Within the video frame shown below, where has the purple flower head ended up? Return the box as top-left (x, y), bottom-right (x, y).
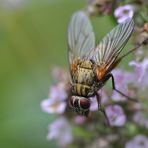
top-left (112, 69), bottom-right (134, 101)
top-left (99, 89), bottom-right (109, 105)
top-left (133, 112), bottom-right (148, 128)
top-left (47, 117), bottom-right (73, 146)
top-left (114, 5), bottom-right (134, 23)
top-left (125, 135), bottom-right (148, 148)
top-left (129, 59), bottom-right (148, 89)
top-left (90, 96), bottom-right (98, 111)
top-left (41, 98), bottom-right (66, 114)
top-left (74, 115), bottom-right (87, 125)
top-left (48, 83), bottom-right (67, 101)
top-left (105, 105), bottom-right (126, 126)
top-left (41, 83), bottom-right (67, 114)
top-left (90, 89), bottom-right (109, 111)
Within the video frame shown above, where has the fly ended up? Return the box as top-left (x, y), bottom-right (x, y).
top-left (67, 11), bottom-right (147, 119)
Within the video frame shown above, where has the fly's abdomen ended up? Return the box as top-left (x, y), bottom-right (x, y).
top-left (75, 60), bottom-right (95, 85)
top-left (72, 83), bottom-right (94, 97)
top-left (72, 60), bottom-right (95, 97)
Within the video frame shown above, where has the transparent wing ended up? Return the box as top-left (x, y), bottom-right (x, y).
top-left (92, 19), bottom-right (134, 69)
top-left (68, 11), bottom-right (95, 64)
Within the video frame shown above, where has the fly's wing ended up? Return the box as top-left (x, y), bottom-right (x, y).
top-left (68, 11), bottom-right (95, 75)
top-left (92, 19), bottom-right (134, 80)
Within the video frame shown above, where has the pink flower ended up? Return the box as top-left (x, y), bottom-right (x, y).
top-left (105, 105), bottom-right (126, 126)
top-left (48, 83), bottom-right (67, 101)
top-left (133, 112), bottom-right (148, 128)
top-left (74, 115), bottom-right (86, 125)
top-left (125, 135), bottom-right (148, 148)
top-left (112, 69), bottom-right (134, 101)
top-left (41, 83), bottom-right (67, 114)
top-left (90, 96), bottom-right (98, 111)
top-left (129, 59), bottom-right (148, 89)
top-left (114, 5), bottom-right (134, 23)
top-left (90, 89), bottom-right (109, 111)
top-left (47, 117), bottom-right (73, 146)
top-left (99, 89), bottom-right (109, 105)
top-left (41, 98), bottom-right (66, 114)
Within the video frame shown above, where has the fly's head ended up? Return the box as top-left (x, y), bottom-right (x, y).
top-left (69, 96), bottom-right (90, 117)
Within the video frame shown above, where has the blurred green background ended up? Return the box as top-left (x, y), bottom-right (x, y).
top-left (0, 0), bottom-right (125, 148)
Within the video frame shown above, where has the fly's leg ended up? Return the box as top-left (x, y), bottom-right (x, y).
top-left (106, 73), bottom-right (138, 102)
top-left (96, 93), bottom-right (110, 126)
top-left (103, 39), bottom-right (148, 101)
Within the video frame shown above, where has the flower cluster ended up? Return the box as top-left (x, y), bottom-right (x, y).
top-left (41, 0), bottom-right (148, 147)
top-left (114, 5), bottom-right (134, 23)
top-left (47, 117), bottom-right (73, 146)
top-left (125, 135), bottom-right (148, 148)
top-left (41, 83), bottom-right (67, 114)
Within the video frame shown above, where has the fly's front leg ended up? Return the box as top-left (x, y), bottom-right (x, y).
top-left (107, 73), bottom-right (138, 102)
top-left (96, 93), bottom-right (110, 126)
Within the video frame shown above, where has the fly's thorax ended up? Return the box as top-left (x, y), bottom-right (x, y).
top-left (79, 60), bottom-right (94, 69)
top-left (69, 95), bottom-right (90, 116)
top-left (73, 60), bottom-right (95, 85)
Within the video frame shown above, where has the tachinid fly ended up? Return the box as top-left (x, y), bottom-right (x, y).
top-left (68, 11), bottom-right (138, 117)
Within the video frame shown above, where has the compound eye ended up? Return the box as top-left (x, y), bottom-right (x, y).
top-left (80, 98), bottom-right (90, 109)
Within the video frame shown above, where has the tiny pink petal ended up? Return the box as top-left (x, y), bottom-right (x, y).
top-left (125, 135), bottom-right (148, 148)
top-left (114, 5), bottom-right (134, 23)
top-left (133, 112), bottom-right (148, 128)
top-left (74, 115), bottom-right (86, 125)
top-left (105, 105), bottom-right (126, 126)
top-left (90, 96), bottom-right (98, 111)
top-left (41, 98), bottom-right (66, 114)
top-left (129, 59), bottom-right (148, 89)
top-left (112, 91), bottom-right (126, 102)
top-left (90, 89), bottom-right (109, 111)
top-left (49, 83), bottom-right (67, 101)
top-left (47, 117), bottom-right (73, 146)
